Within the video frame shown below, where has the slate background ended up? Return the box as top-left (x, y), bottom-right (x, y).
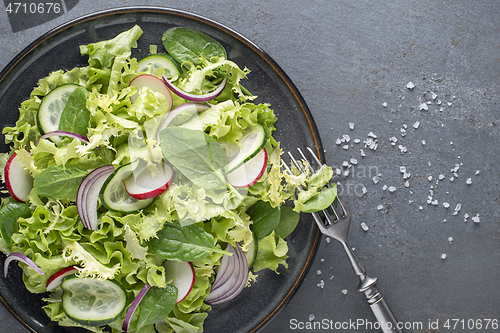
top-left (1, 1), bottom-right (499, 332)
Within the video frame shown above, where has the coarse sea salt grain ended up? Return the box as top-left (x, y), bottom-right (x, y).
top-left (472, 214), bottom-right (480, 223)
top-left (383, 102), bottom-right (387, 107)
top-left (441, 253), bottom-right (447, 260)
top-left (382, 185), bottom-right (388, 191)
top-left (342, 289), bottom-right (348, 295)
top-left (350, 158), bottom-right (358, 165)
top-left (400, 166), bottom-right (406, 173)
top-left (413, 121), bottom-right (420, 129)
top-left (448, 237), bottom-right (453, 244)
top-left (388, 186), bottom-right (397, 192)
top-left (361, 222), bottom-right (369, 231)
top-left (373, 176), bottom-right (380, 184)
top-left (349, 122), bottom-right (355, 130)
top-left (419, 103), bottom-right (429, 111)
top-left (309, 314), bottom-right (315, 321)
top-left (336, 138), bottom-right (342, 145)
top-left (317, 280), bottom-right (325, 288)
top-left (406, 81), bottom-right (415, 90)
top-left (466, 178), bottom-right (472, 184)
top-left (443, 202), bottom-right (450, 208)
top-left (377, 204), bottom-right (384, 211)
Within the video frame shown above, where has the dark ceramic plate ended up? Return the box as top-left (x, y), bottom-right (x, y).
top-left (0, 7), bottom-right (323, 333)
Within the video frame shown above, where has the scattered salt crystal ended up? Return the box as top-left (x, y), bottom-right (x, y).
top-left (390, 136), bottom-right (398, 143)
top-left (377, 204), bottom-right (384, 211)
top-left (472, 214), bottom-right (480, 223)
top-left (382, 102), bottom-right (387, 107)
top-left (360, 149), bottom-right (366, 157)
top-left (336, 168), bottom-right (342, 175)
top-left (317, 270), bottom-right (322, 275)
top-left (431, 199), bottom-right (439, 206)
top-left (475, 170), bottom-right (480, 175)
top-left (403, 123), bottom-right (408, 129)
top-left (362, 186), bottom-right (367, 194)
top-left (309, 314), bottom-right (315, 321)
top-left (464, 213), bottom-right (470, 222)
top-left (388, 186), bottom-right (397, 192)
top-left (466, 178), bottom-right (472, 185)
top-left (432, 92), bottom-right (438, 100)
top-left (403, 172), bottom-right (411, 179)
top-left (450, 177), bottom-right (455, 182)
top-left (326, 237), bottom-right (331, 243)
top-left (382, 185), bottom-right (388, 191)
top-left (350, 158), bottom-right (358, 165)
top-left (406, 81), bottom-right (415, 90)
top-left (343, 170), bottom-right (350, 177)
top-left (439, 174), bottom-right (445, 180)
top-left (361, 222), bottom-right (369, 231)
top-left (404, 181), bottom-right (410, 187)
top-left (422, 140), bottom-right (426, 145)
top-left (419, 206), bottom-right (424, 210)
top-left (400, 166), bottom-right (407, 173)
top-left (448, 237), bottom-right (453, 244)
top-left (343, 134), bottom-right (351, 142)
top-left (335, 138), bottom-right (342, 145)
top-left (349, 122), bottom-right (355, 130)
top-left (342, 289), bottom-right (348, 295)
top-left (317, 280), bottom-right (325, 288)
top-left (398, 145), bottom-right (408, 153)
top-left (441, 253), bottom-right (447, 260)
top-left (454, 204), bottom-right (462, 212)
top-left (342, 161), bottom-right (349, 167)
top-left (419, 103), bottom-right (429, 111)
top-left (353, 138), bottom-right (361, 144)
top-left (428, 176), bottom-right (433, 181)
top-left (368, 131), bottom-right (377, 139)
top-left (373, 176), bottom-right (380, 184)
top-left (448, 102), bottom-right (452, 106)
top-left (443, 202), bottom-right (450, 208)
top-left (413, 121), bottom-right (420, 129)
top-left (343, 145), bottom-right (349, 150)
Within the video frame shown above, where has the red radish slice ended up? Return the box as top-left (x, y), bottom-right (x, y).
top-left (76, 165), bottom-right (114, 230)
top-left (122, 283), bottom-right (151, 332)
top-left (4, 252), bottom-right (44, 278)
top-left (156, 103), bottom-right (210, 141)
top-left (163, 260), bottom-right (196, 303)
top-left (35, 131), bottom-right (89, 146)
top-left (46, 265), bottom-right (79, 291)
top-left (129, 74), bottom-right (173, 110)
top-left (226, 148), bottom-right (267, 188)
top-left (162, 75), bottom-right (227, 102)
top-left (123, 162), bottom-right (174, 200)
top-left (4, 153), bottom-right (33, 202)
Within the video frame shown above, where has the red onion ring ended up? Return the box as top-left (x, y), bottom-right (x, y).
top-left (4, 252), bottom-right (44, 278)
top-left (76, 165), bottom-right (114, 230)
top-left (35, 131), bottom-right (89, 146)
top-left (122, 282), bottom-right (151, 332)
top-left (161, 75), bottom-right (227, 102)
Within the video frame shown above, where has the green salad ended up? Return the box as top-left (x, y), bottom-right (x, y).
top-left (0, 25), bottom-right (336, 332)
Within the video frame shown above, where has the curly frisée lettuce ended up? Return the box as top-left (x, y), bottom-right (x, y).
top-left (0, 25), bottom-right (336, 332)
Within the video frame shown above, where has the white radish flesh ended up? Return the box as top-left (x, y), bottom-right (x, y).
top-left (226, 148), bottom-right (267, 188)
top-left (163, 260), bottom-right (196, 303)
top-left (4, 153), bottom-right (33, 202)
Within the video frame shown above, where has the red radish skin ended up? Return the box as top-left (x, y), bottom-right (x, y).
top-left (46, 266), bottom-right (79, 291)
top-left (226, 148), bottom-right (267, 188)
top-left (4, 153), bottom-right (33, 202)
top-left (129, 74), bottom-right (173, 111)
top-left (163, 260), bottom-right (196, 303)
top-left (123, 163), bottom-right (174, 200)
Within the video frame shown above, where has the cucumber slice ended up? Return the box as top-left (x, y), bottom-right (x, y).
top-left (137, 54), bottom-right (181, 78)
top-left (61, 276), bottom-right (127, 327)
top-left (100, 160), bottom-right (155, 213)
top-left (37, 84), bottom-right (80, 139)
top-left (245, 231), bottom-right (258, 269)
top-left (227, 124), bottom-right (267, 172)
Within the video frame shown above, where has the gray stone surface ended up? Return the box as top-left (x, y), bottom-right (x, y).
top-left (1, 1), bottom-right (499, 332)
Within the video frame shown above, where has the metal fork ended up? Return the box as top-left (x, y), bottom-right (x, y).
top-left (283, 147), bottom-right (403, 333)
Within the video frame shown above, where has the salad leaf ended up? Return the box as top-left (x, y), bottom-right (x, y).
top-left (252, 231), bottom-right (288, 273)
top-left (246, 200), bottom-right (281, 240)
top-left (58, 86), bottom-right (90, 136)
top-left (275, 205), bottom-right (300, 239)
top-left (146, 222), bottom-right (228, 261)
top-left (137, 285), bottom-right (178, 330)
top-left (159, 127), bottom-right (228, 191)
top-left (33, 164), bottom-right (88, 199)
top-left (299, 186), bottom-right (337, 213)
top-left (162, 27), bottom-right (227, 66)
top-left (0, 201), bottom-right (31, 251)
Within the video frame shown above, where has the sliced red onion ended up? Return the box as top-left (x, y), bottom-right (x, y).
top-left (161, 75), bottom-right (227, 102)
top-left (76, 165), bottom-right (114, 230)
top-left (122, 283), bottom-right (151, 332)
top-left (35, 131), bottom-right (89, 146)
top-left (156, 103), bottom-right (210, 142)
top-left (4, 252), bottom-right (44, 278)
top-left (209, 244), bottom-right (236, 292)
top-left (205, 243), bottom-right (248, 305)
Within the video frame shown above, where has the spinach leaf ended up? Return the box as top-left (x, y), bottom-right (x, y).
top-left (58, 86), bottom-right (90, 137)
top-left (146, 222), bottom-right (227, 261)
top-left (159, 127), bottom-right (228, 191)
top-left (162, 27), bottom-right (227, 66)
top-left (247, 200), bottom-right (281, 239)
top-left (0, 202), bottom-right (31, 248)
top-left (137, 285), bottom-right (177, 330)
top-left (275, 205), bottom-right (300, 239)
top-left (33, 164), bottom-right (88, 199)
top-left (301, 187), bottom-right (337, 213)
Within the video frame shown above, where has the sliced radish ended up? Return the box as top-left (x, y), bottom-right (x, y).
top-left (163, 260), bottom-right (196, 303)
top-left (46, 265), bottom-right (79, 291)
top-left (162, 75), bottom-right (227, 102)
top-left (129, 74), bottom-right (173, 110)
top-left (76, 165), bottom-right (115, 230)
top-left (156, 103), bottom-right (210, 141)
top-left (4, 153), bottom-right (34, 202)
top-left (226, 148), bottom-right (267, 188)
top-left (123, 162), bottom-right (174, 200)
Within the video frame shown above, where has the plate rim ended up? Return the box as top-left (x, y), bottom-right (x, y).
top-left (0, 6), bottom-right (323, 333)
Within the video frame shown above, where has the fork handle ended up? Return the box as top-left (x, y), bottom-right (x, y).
top-left (341, 241), bottom-right (403, 333)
